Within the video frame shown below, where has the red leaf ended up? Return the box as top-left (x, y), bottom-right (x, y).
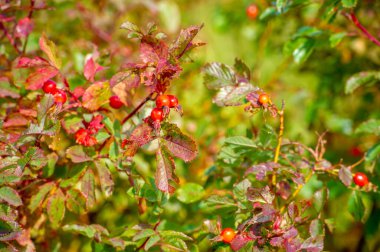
top-left (82, 81), bottom-right (112, 111)
top-left (124, 123), bottom-right (155, 157)
top-left (15, 17), bottom-right (34, 38)
top-left (39, 33), bottom-right (61, 69)
top-left (169, 24), bottom-right (203, 57)
top-left (88, 115), bottom-right (104, 134)
top-left (230, 233), bottom-right (253, 251)
top-left (26, 66), bottom-right (59, 90)
top-left (155, 145), bottom-right (178, 193)
top-left (84, 57), bottom-right (105, 82)
top-left (3, 115), bottom-right (29, 128)
top-left (17, 57), bottom-right (49, 68)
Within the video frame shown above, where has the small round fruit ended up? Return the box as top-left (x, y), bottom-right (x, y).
top-left (353, 172), bottom-right (369, 187)
top-left (258, 94), bottom-right (270, 105)
top-left (150, 108), bottom-right (164, 122)
top-left (167, 95), bottom-right (179, 108)
top-left (54, 90), bottom-right (67, 104)
top-left (221, 228), bottom-right (236, 243)
top-left (156, 95), bottom-right (170, 108)
top-left (42, 80), bottom-right (57, 94)
top-left (246, 4), bottom-right (259, 20)
top-left (109, 95), bottom-right (123, 109)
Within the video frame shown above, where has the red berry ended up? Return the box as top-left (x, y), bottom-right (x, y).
top-left (156, 95), bottom-right (170, 108)
top-left (42, 80), bottom-right (57, 94)
top-left (353, 172), bottom-right (369, 187)
top-left (109, 95), bottom-right (123, 109)
top-left (167, 95), bottom-right (179, 108)
top-left (246, 4), bottom-right (259, 20)
top-left (221, 228), bottom-right (236, 243)
top-left (258, 94), bottom-right (270, 105)
top-left (350, 146), bottom-right (363, 157)
top-left (54, 89), bottom-right (67, 104)
top-left (150, 108), bottom-right (164, 122)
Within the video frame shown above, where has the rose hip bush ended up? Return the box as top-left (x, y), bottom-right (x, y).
top-left (0, 0), bottom-right (379, 251)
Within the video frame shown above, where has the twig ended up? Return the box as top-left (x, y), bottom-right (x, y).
top-left (272, 101), bottom-right (285, 186)
top-left (137, 221), bottom-right (161, 250)
top-left (0, 22), bottom-right (21, 54)
top-left (343, 11), bottom-right (380, 47)
top-left (22, 0), bottom-right (36, 55)
top-left (121, 92), bottom-right (155, 124)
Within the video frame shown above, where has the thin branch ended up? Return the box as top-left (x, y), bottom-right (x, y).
top-left (121, 92), bottom-right (155, 124)
top-left (0, 22), bottom-right (21, 54)
top-left (22, 0), bottom-right (36, 55)
top-left (272, 101), bottom-right (285, 186)
top-left (344, 11), bottom-right (380, 47)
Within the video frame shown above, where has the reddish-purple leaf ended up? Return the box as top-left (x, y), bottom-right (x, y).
top-left (110, 71), bottom-right (140, 89)
top-left (230, 233), bottom-right (253, 251)
top-left (82, 81), bottom-right (112, 111)
top-left (300, 236), bottom-right (324, 252)
top-left (155, 145), bottom-right (178, 193)
top-left (169, 24), bottom-right (203, 57)
top-left (124, 123), bottom-right (155, 157)
top-left (26, 66), bottom-right (59, 90)
top-left (338, 166), bottom-right (352, 186)
top-left (161, 122), bottom-right (197, 162)
top-left (15, 17), bottom-right (34, 38)
top-left (39, 33), bottom-right (61, 69)
top-left (245, 162), bottom-right (279, 180)
top-left (309, 219), bottom-right (324, 239)
top-left (3, 114), bottom-right (29, 128)
top-left (140, 41), bottom-right (160, 63)
top-left (247, 186), bottom-right (274, 204)
top-left (270, 237), bottom-right (284, 247)
top-left (83, 57), bottom-right (104, 82)
top-left (17, 56), bottom-right (49, 68)
top-left (277, 181), bottom-right (291, 200)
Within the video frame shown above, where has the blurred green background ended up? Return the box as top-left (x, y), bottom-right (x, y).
top-left (4, 0), bottom-right (380, 251)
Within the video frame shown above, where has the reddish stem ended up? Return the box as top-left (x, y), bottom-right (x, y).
top-left (0, 22), bottom-right (21, 54)
top-left (121, 92), bottom-right (155, 124)
top-left (346, 12), bottom-right (380, 47)
top-left (22, 0), bottom-right (35, 54)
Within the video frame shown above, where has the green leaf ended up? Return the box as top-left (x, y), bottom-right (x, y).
top-left (160, 230), bottom-right (192, 241)
top-left (155, 145), bottom-right (178, 193)
top-left (284, 37), bottom-right (316, 64)
top-left (259, 7), bottom-right (278, 21)
top-left (66, 189), bottom-right (87, 214)
top-left (66, 145), bottom-right (93, 163)
top-left (342, 0), bottom-right (358, 8)
top-left (203, 62), bottom-right (237, 90)
top-left (176, 183), bottom-right (205, 204)
top-left (345, 71), bottom-right (380, 94)
top-left (81, 169), bottom-right (96, 209)
top-left (224, 136), bottom-right (256, 148)
top-left (47, 188), bottom-right (65, 228)
top-left (133, 229), bottom-right (156, 241)
top-left (276, 0), bottom-right (288, 13)
top-left (37, 94), bottom-right (55, 124)
top-left (329, 32), bottom-right (346, 47)
top-left (161, 122), bottom-right (197, 162)
top-left (233, 179), bottom-right (251, 202)
top-left (355, 119), bottom-right (380, 136)
top-left (29, 182), bottom-right (55, 213)
top-left (94, 159), bottom-right (114, 198)
top-left (0, 187), bottom-right (22, 207)
top-left (348, 191), bottom-right (365, 222)
top-left (293, 26), bottom-right (323, 39)
top-left (39, 33), bottom-right (61, 69)
top-left (82, 81), bottom-right (112, 111)
top-left (144, 234), bottom-right (160, 250)
top-left (365, 142), bottom-right (380, 163)
top-left (120, 21), bottom-right (142, 34)
top-left (63, 224), bottom-right (97, 238)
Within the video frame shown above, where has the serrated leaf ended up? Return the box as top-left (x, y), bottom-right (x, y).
top-left (39, 33), bottom-right (61, 69)
top-left (203, 62), bottom-right (237, 89)
top-left (66, 145), bottom-right (93, 163)
top-left (63, 224), bottom-right (97, 238)
top-left (214, 82), bottom-right (257, 106)
top-left (338, 166), bottom-right (352, 186)
top-left (161, 122), bottom-right (197, 162)
top-left (37, 94), bottom-right (55, 124)
top-left (120, 21), bottom-right (141, 33)
top-left (144, 234), bottom-right (160, 250)
top-left (159, 230), bottom-right (192, 241)
top-left (133, 229), bottom-right (156, 241)
top-left (355, 119), bottom-right (380, 136)
top-left (169, 24), bottom-right (203, 57)
top-left (176, 183), bottom-right (205, 204)
top-left (66, 189), bottom-right (87, 214)
top-left (155, 145), bottom-right (178, 193)
top-left (342, 0), bottom-right (358, 8)
top-left (29, 182), bottom-right (55, 213)
top-left (0, 187), bottom-right (22, 207)
top-left (224, 136), bottom-right (256, 148)
top-left (345, 71), bottom-right (380, 94)
top-left (47, 188), bottom-right (65, 228)
top-left (247, 186), bottom-right (274, 204)
top-left (81, 169), bottom-right (96, 209)
top-left (94, 159), bottom-right (114, 198)
top-left (348, 191), bottom-right (365, 222)
top-left (234, 58), bottom-right (250, 81)
top-left (82, 81), bottom-right (112, 111)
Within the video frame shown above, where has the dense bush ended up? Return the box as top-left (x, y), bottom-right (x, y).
top-left (0, 0), bottom-right (379, 251)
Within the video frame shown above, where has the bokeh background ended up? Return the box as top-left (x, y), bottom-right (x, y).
top-left (2, 0), bottom-right (380, 251)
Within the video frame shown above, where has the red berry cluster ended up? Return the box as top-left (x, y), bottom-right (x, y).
top-left (150, 94), bottom-right (180, 123)
top-left (42, 80), bottom-right (67, 104)
top-left (74, 115), bottom-right (104, 147)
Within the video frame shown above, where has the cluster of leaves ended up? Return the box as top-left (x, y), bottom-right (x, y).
top-left (0, 1), bottom-right (202, 249)
top-left (201, 59), bottom-right (377, 251)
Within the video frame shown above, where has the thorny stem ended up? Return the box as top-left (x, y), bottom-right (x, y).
top-left (343, 11), bottom-right (380, 47)
top-left (121, 91), bottom-right (155, 124)
top-left (280, 172), bottom-right (313, 214)
top-left (272, 102), bottom-right (285, 186)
